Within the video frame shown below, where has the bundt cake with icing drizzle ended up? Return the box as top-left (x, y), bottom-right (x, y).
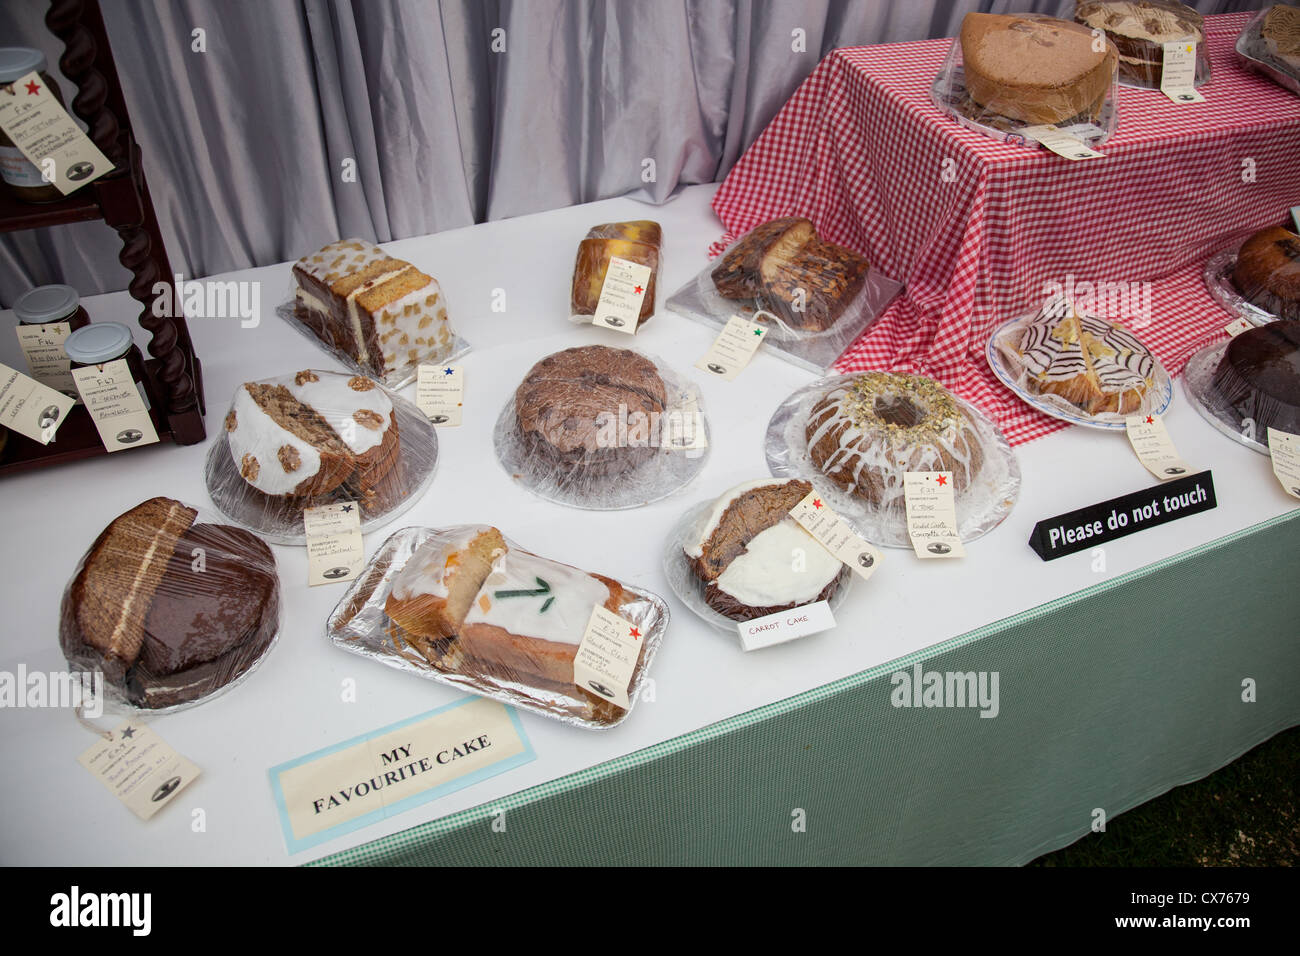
top-left (805, 372), bottom-right (984, 508)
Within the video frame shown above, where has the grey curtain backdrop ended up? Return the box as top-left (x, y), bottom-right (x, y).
top-left (0, 0), bottom-right (1254, 304)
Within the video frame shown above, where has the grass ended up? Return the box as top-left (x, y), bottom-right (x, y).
top-left (1031, 725), bottom-right (1299, 866)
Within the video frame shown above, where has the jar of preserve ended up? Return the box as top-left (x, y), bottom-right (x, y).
top-left (13, 283), bottom-right (90, 331)
top-left (64, 322), bottom-right (159, 413)
top-left (0, 48), bottom-right (69, 204)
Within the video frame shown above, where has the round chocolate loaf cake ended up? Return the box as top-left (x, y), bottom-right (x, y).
top-left (1211, 323), bottom-right (1300, 445)
top-left (1232, 224), bottom-right (1300, 322)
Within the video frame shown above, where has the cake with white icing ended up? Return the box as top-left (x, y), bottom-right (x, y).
top-left (1074, 0), bottom-right (1204, 87)
top-left (292, 238), bottom-right (456, 383)
top-left (805, 373), bottom-right (983, 509)
top-left (1011, 304), bottom-right (1156, 415)
top-left (385, 525), bottom-right (634, 689)
top-left (686, 479), bottom-right (843, 621)
top-left (224, 369), bottom-right (400, 498)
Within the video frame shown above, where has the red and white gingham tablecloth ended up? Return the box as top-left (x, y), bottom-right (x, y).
top-left (710, 11), bottom-right (1300, 444)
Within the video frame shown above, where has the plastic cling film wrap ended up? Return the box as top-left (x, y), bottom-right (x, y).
top-left (569, 220), bottom-right (663, 329)
top-left (766, 373), bottom-right (1020, 548)
top-left (493, 344), bottom-right (710, 510)
top-left (931, 12), bottom-right (1120, 149)
top-left (277, 237), bottom-right (471, 390)
top-left (661, 483), bottom-right (856, 640)
top-left (987, 304), bottom-right (1173, 430)
top-left (665, 217), bottom-right (902, 374)
top-left (205, 369), bottom-right (438, 545)
top-left (1184, 325), bottom-right (1300, 457)
top-left (1074, 0), bottom-right (1210, 90)
top-left (1205, 224), bottom-right (1300, 326)
top-left (327, 525), bottom-right (670, 729)
top-left (58, 497), bottom-right (283, 714)
top-left (1235, 5), bottom-right (1300, 96)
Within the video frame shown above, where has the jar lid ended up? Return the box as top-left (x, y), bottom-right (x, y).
top-left (13, 284), bottom-right (79, 324)
top-left (0, 48), bottom-right (47, 84)
top-left (64, 322), bottom-right (133, 365)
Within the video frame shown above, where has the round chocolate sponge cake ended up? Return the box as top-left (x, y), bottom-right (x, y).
top-left (60, 498), bottom-right (281, 709)
top-left (1211, 322), bottom-right (1300, 444)
top-left (514, 345), bottom-right (668, 480)
top-left (805, 372), bottom-right (984, 509)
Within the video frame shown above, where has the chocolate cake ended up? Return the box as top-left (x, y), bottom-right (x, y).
top-left (1211, 323), bottom-right (1300, 445)
top-left (60, 498), bottom-right (281, 709)
top-left (685, 479), bottom-right (844, 621)
top-left (1232, 224), bottom-right (1300, 322)
top-left (514, 345), bottom-right (668, 481)
top-left (1074, 0), bottom-right (1205, 87)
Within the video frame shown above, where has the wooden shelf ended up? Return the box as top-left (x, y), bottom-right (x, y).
top-left (0, 0), bottom-right (207, 477)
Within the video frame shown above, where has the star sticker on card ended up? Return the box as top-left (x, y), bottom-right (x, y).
top-left (25, 80), bottom-right (40, 95)
top-left (629, 627), bottom-right (641, 639)
top-left (936, 475), bottom-right (948, 486)
top-left (633, 285), bottom-right (643, 295)
top-left (342, 504), bottom-right (354, 513)
top-left (754, 328), bottom-right (764, 336)
top-left (443, 367), bottom-right (454, 375)
top-left (813, 498), bottom-right (823, 509)
top-left (1145, 415), bottom-right (1154, 424)
top-left (120, 726), bottom-right (136, 739)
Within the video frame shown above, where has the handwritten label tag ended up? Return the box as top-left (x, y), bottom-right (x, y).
top-left (659, 396), bottom-right (708, 451)
top-left (592, 256), bottom-right (651, 333)
top-left (737, 600), bottom-right (836, 651)
top-left (71, 359), bottom-right (159, 452)
top-left (1160, 41), bottom-right (1205, 104)
top-left (1224, 317), bottom-right (1253, 337)
top-left (304, 502), bottom-right (364, 586)
top-left (268, 696), bottom-right (533, 854)
top-left (0, 361), bottom-right (75, 444)
top-left (78, 722), bottom-right (200, 821)
top-left (416, 363), bottom-right (463, 426)
top-left (0, 71), bottom-right (113, 195)
top-left (1125, 414), bottom-right (1191, 480)
top-left (573, 605), bottom-right (642, 710)
top-left (1021, 125), bottom-right (1105, 161)
top-left (904, 472), bottom-right (965, 558)
top-left (15, 322), bottom-right (76, 397)
top-left (789, 491), bottom-right (882, 581)
top-left (695, 315), bottom-right (767, 381)
top-left (1266, 429), bottom-right (1300, 499)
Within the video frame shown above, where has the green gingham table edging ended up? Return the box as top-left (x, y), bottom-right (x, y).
top-left (310, 507), bottom-right (1300, 866)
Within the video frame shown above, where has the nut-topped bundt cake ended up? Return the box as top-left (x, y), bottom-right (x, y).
top-left (805, 372), bottom-right (984, 508)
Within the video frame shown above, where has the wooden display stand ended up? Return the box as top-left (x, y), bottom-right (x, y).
top-left (0, 0), bottom-right (205, 475)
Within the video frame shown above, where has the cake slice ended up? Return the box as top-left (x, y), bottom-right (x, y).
top-left (292, 238), bottom-right (455, 382)
top-left (712, 217), bottom-right (816, 299)
top-left (1074, 1), bottom-right (1204, 87)
top-left (1014, 305), bottom-right (1154, 414)
top-left (68, 497), bottom-right (198, 679)
top-left (386, 527), bottom-right (508, 642)
top-left (1263, 4), bottom-right (1300, 71)
top-left (762, 238), bottom-right (869, 331)
top-left (685, 479), bottom-right (843, 620)
top-left (960, 13), bottom-right (1116, 125)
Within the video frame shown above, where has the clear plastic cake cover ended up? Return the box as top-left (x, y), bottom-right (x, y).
top-left (661, 495), bottom-right (856, 642)
top-left (766, 373), bottom-right (1021, 548)
top-left (1182, 339), bottom-right (1271, 456)
top-left (931, 13), bottom-right (1120, 150)
top-left (1235, 6), bottom-right (1300, 97)
top-left (275, 248), bottom-right (471, 391)
top-left (1203, 232), bottom-right (1297, 328)
top-left (205, 369), bottom-right (439, 546)
top-left (568, 220), bottom-right (662, 331)
top-left (1074, 0), bottom-right (1211, 91)
top-left (493, 345), bottom-right (711, 511)
top-left (59, 496), bottom-right (283, 715)
top-left (986, 304), bottom-right (1174, 431)
top-left (327, 525), bottom-right (670, 730)
top-left (664, 218), bottom-right (902, 374)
